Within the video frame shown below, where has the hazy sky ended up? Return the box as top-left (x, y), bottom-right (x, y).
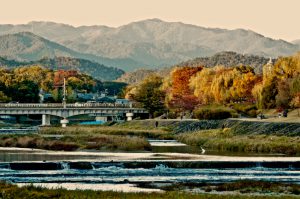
top-left (1, 0), bottom-right (300, 41)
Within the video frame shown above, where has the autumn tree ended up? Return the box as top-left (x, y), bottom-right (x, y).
top-left (190, 65), bottom-right (258, 105)
top-left (0, 66), bottom-right (99, 103)
top-left (166, 66), bottom-right (202, 112)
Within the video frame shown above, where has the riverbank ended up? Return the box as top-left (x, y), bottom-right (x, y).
top-left (177, 128), bottom-right (300, 155)
top-left (2, 118), bottom-right (300, 154)
top-left (1, 181), bottom-right (300, 199)
top-left (118, 118), bottom-right (300, 155)
top-left (40, 125), bottom-right (173, 139)
top-left (0, 134), bottom-right (150, 152)
top-left (122, 118), bottom-right (300, 135)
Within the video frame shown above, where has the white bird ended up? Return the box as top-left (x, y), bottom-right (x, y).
top-left (201, 147), bottom-right (206, 154)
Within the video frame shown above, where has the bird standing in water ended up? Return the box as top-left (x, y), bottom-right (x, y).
top-left (201, 147), bottom-right (205, 154)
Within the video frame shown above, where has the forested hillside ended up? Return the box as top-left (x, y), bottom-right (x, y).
top-left (177, 52), bottom-right (275, 74)
top-left (117, 69), bottom-right (157, 84)
top-left (0, 56), bottom-right (124, 81)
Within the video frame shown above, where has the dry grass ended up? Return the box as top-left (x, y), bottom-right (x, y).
top-left (40, 125), bottom-right (174, 139)
top-left (0, 134), bottom-right (150, 151)
top-left (0, 181), bottom-right (299, 199)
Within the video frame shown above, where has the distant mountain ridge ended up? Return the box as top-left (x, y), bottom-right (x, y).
top-left (0, 19), bottom-right (299, 70)
top-left (0, 56), bottom-right (124, 81)
top-left (0, 32), bottom-right (142, 71)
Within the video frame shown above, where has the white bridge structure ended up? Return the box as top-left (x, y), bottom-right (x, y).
top-left (0, 103), bottom-right (148, 127)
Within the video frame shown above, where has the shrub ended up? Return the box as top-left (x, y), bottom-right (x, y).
top-left (193, 107), bottom-right (237, 120)
top-left (230, 103), bottom-right (257, 117)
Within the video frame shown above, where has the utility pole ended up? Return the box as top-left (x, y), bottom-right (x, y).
top-left (62, 78), bottom-right (67, 108)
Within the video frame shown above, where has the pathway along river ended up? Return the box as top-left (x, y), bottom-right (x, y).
top-left (0, 140), bottom-right (300, 192)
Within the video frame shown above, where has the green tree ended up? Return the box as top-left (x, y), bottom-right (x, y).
top-left (0, 91), bottom-right (10, 102)
top-left (132, 75), bottom-right (165, 118)
top-left (12, 80), bottom-right (40, 103)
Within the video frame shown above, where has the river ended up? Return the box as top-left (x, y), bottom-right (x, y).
top-left (0, 140), bottom-right (300, 192)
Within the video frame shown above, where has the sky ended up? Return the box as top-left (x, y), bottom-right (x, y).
top-left (1, 0), bottom-right (300, 42)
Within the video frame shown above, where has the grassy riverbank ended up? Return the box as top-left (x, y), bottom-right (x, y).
top-left (1, 182), bottom-right (300, 199)
top-left (0, 134), bottom-right (150, 151)
top-left (40, 125), bottom-right (174, 139)
top-left (177, 128), bottom-right (300, 155)
top-left (0, 124), bottom-right (173, 151)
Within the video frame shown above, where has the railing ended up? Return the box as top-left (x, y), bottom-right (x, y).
top-left (0, 103), bottom-right (142, 109)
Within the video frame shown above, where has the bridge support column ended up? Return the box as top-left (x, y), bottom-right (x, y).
top-left (126, 113), bottom-right (134, 121)
top-left (60, 118), bottom-right (69, 128)
top-left (42, 114), bottom-right (51, 126)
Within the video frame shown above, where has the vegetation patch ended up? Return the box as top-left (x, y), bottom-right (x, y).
top-left (0, 181), bottom-right (299, 199)
top-left (40, 125), bottom-right (174, 139)
top-left (177, 129), bottom-right (300, 155)
top-left (193, 105), bottom-right (238, 120)
top-left (0, 134), bottom-right (150, 152)
top-left (160, 181), bottom-right (300, 196)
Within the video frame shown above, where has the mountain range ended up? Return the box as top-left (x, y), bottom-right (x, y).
top-left (0, 32), bottom-right (142, 71)
top-left (0, 19), bottom-right (299, 71)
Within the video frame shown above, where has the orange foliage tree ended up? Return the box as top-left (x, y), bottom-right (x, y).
top-left (167, 66), bottom-right (203, 112)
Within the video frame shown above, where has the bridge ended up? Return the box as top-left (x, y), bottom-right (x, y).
top-left (0, 103), bottom-right (148, 127)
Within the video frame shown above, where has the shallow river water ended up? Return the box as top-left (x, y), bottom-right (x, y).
top-left (0, 139), bottom-right (299, 192)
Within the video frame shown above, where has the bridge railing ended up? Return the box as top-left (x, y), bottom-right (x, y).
top-left (0, 102), bottom-right (142, 108)
top-left (0, 103), bottom-right (62, 108)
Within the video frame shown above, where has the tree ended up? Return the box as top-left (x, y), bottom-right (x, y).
top-left (230, 72), bottom-right (261, 103)
top-left (167, 66), bottom-right (202, 112)
top-left (132, 75), bottom-right (165, 118)
top-left (260, 76), bottom-right (278, 109)
top-left (12, 80), bottom-right (40, 103)
top-left (252, 83), bottom-right (263, 109)
top-left (276, 79), bottom-right (292, 108)
top-left (0, 91), bottom-right (10, 102)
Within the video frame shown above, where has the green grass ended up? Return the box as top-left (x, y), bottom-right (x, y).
top-left (177, 128), bottom-right (300, 155)
top-left (0, 182), bottom-right (299, 199)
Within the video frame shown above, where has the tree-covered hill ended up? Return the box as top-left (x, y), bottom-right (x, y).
top-left (0, 56), bottom-right (124, 81)
top-left (116, 69), bottom-right (157, 84)
top-left (28, 57), bottom-right (124, 81)
top-left (177, 51), bottom-right (276, 74)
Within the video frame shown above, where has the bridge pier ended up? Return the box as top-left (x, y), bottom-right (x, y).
top-left (126, 113), bottom-right (134, 121)
top-left (60, 118), bottom-right (69, 128)
top-left (42, 114), bottom-right (51, 126)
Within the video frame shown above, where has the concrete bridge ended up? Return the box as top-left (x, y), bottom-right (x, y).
top-left (0, 103), bottom-right (148, 127)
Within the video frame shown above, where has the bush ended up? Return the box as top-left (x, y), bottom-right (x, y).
top-left (230, 103), bottom-right (257, 117)
top-left (193, 107), bottom-right (237, 120)
top-left (167, 111), bottom-right (177, 119)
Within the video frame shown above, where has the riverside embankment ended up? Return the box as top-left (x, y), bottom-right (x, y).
top-left (123, 119), bottom-right (300, 135)
top-left (121, 118), bottom-right (300, 155)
